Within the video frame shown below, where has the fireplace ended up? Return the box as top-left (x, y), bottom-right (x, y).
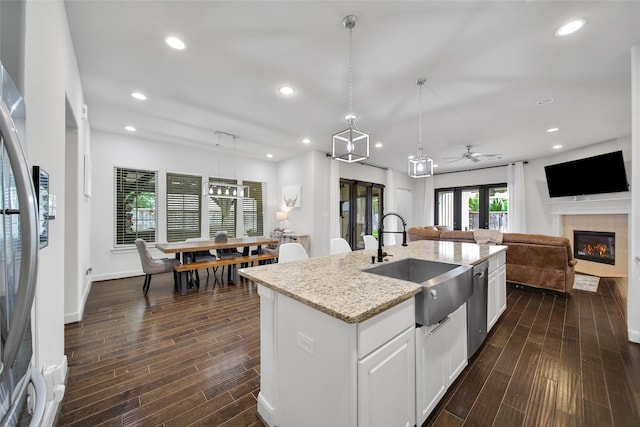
top-left (573, 230), bottom-right (615, 265)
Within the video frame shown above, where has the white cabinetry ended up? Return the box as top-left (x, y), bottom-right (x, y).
top-left (258, 285), bottom-right (415, 427)
top-left (358, 327), bottom-right (415, 427)
top-left (415, 303), bottom-right (467, 426)
top-left (487, 250), bottom-right (507, 331)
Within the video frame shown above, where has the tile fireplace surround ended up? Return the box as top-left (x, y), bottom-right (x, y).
top-left (548, 195), bottom-right (630, 278)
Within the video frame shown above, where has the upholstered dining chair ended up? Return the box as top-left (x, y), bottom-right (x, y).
top-left (185, 237), bottom-right (218, 279)
top-left (363, 235), bottom-right (378, 251)
top-left (330, 237), bottom-right (352, 255)
top-left (278, 242), bottom-right (309, 264)
top-left (135, 238), bottom-right (180, 295)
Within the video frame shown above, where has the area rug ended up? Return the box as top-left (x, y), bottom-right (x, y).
top-left (573, 273), bottom-right (600, 292)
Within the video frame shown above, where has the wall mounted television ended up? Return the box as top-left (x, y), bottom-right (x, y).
top-left (544, 150), bottom-right (629, 198)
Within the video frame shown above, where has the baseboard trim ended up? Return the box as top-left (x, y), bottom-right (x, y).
top-left (92, 270), bottom-right (142, 282)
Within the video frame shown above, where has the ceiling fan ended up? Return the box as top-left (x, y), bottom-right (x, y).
top-left (443, 145), bottom-right (502, 163)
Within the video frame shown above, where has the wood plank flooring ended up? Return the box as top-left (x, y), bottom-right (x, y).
top-left (58, 272), bottom-right (640, 426)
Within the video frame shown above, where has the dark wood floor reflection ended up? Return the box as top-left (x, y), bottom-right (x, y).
top-left (59, 273), bottom-right (640, 426)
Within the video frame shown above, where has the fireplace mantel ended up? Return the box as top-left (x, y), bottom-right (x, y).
top-left (546, 194), bottom-right (631, 236)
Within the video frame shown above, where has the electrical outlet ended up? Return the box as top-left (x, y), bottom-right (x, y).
top-left (297, 331), bottom-right (315, 355)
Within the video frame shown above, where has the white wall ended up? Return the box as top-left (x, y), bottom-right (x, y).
top-left (24, 0), bottom-right (88, 422)
top-left (90, 130), bottom-right (279, 281)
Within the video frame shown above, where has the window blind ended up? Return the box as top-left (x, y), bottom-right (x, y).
top-left (243, 180), bottom-right (266, 236)
top-left (166, 172), bottom-right (202, 242)
top-left (208, 177), bottom-right (237, 238)
top-left (115, 167), bottom-right (157, 245)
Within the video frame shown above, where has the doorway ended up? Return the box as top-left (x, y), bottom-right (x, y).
top-left (339, 179), bottom-right (384, 250)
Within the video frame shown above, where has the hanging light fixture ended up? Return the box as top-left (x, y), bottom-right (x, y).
top-left (208, 131), bottom-right (249, 199)
top-left (332, 15), bottom-right (369, 163)
top-left (408, 78), bottom-right (433, 178)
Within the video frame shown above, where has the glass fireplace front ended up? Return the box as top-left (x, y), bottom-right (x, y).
top-left (573, 230), bottom-right (615, 265)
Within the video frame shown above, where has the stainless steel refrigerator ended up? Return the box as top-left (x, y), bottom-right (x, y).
top-left (0, 63), bottom-right (45, 425)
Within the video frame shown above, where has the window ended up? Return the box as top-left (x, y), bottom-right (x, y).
top-left (243, 180), bottom-right (266, 236)
top-left (208, 177), bottom-right (238, 238)
top-left (115, 167), bottom-right (157, 245)
top-left (166, 172), bottom-right (202, 242)
top-left (435, 184), bottom-right (508, 232)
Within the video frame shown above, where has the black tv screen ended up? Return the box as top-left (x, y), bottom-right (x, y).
top-left (544, 150), bottom-right (629, 197)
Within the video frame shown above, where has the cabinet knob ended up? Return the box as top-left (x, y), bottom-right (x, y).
top-left (430, 289), bottom-right (437, 300)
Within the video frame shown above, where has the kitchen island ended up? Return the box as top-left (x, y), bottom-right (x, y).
top-left (239, 239), bottom-right (507, 427)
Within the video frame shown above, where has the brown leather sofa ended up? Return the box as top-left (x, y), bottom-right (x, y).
top-left (408, 226), bottom-right (577, 293)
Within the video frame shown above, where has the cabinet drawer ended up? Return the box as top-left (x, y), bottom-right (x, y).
top-left (358, 298), bottom-right (414, 359)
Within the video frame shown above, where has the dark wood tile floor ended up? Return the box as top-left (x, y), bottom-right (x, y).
top-left (58, 272), bottom-right (640, 426)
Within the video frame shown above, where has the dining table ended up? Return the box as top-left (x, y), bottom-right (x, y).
top-left (156, 236), bottom-right (279, 288)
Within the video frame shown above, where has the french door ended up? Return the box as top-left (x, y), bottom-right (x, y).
top-left (435, 184), bottom-right (508, 231)
top-left (340, 179), bottom-right (384, 250)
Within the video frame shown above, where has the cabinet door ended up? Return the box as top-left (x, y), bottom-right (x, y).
top-left (446, 304), bottom-right (468, 383)
top-left (358, 327), bottom-right (415, 427)
top-left (487, 269), bottom-right (499, 331)
top-left (415, 321), bottom-right (447, 426)
top-left (496, 264), bottom-right (507, 318)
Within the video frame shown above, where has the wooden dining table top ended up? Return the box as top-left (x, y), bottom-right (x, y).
top-left (155, 236), bottom-right (278, 254)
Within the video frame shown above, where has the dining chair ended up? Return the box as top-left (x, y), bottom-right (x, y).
top-left (185, 237), bottom-right (218, 279)
top-left (278, 242), bottom-right (309, 263)
top-left (363, 235), bottom-right (378, 251)
top-left (330, 237), bottom-right (352, 255)
top-left (135, 238), bottom-right (180, 295)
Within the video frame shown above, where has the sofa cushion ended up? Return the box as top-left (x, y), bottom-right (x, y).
top-left (408, 227), bottom-right (442, 241)
top-left (439, 230), bottom-right (475, 242)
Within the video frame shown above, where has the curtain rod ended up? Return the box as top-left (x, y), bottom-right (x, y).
top-left (325, 153), bottom-right (389, 170)
top-left (434, 161), bottom-right (528, 176)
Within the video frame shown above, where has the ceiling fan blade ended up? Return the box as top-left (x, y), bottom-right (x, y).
top-left (469, 156), bottom-right (481, 163)
top-left (481, 153), bottom-right (502, 158)
top-left (446, 158), bottom-right (464, 163)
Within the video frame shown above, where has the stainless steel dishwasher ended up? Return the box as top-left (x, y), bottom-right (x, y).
top-left (467, 261), bottom-right (488, 359)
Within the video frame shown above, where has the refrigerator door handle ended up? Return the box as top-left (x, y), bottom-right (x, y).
top-left (0, 99), bottom-right (39, 371)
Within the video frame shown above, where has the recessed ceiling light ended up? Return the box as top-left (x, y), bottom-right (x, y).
top-left (433, 164), bottom-right (439, 168)
top-left (279, 86), bottom-right (295, 96)
top-left (375, 142), bottom-right (383, 148)
top-left (266, 153), bottom-right (274, 158)
top-left (125, 126), bottom-right (136, 132)
top-left (546, 127), bottom-right (559, 133)
top-left (302, 138), bottom-right (311, 144)
top-left (131, 92), bottom-right (147, 101)
top-left (165, 36), bottom-right (186, 50)
top-left (552, 144), bottom-right (563, 150)
top-left (537, 97), bottom-right (554, 105)
top-left (408, 155), bottom-right (415, 160)
top-left (555, 19), bottom-right (586, 37)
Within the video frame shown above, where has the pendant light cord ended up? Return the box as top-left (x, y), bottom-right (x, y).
top-left (417, 78), bottom-right (426, 154)
top-left (348, 26), bottom-right (353, 116)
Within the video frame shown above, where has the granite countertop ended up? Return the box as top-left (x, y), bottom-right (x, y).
top-left (239, 239), bottom-right (507, 324)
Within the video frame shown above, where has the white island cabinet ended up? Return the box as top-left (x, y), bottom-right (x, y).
top-left (415, 303), bottom-right (467, 425)
top-left (487, 250), bottom-right (507, 331)
top-left (241, 240), bottom-right (508, 427)
top-left (258, 285), bottom-right (415, 427)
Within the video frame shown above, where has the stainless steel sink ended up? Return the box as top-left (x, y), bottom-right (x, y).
top-left (364, 258), bottom-right (473, 326)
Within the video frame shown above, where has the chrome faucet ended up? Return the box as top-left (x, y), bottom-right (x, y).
top-left (377, 212), bottom-right (408, 262)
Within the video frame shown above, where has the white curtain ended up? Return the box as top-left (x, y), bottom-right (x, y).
top-left (507, 161), bottom-right (527, 232)
top-left (422, 177), bottom-right (435, 226)
top-left (329, 159), bottom-right (340, 238)
top-left (384, 169), bottom-right (397, 245)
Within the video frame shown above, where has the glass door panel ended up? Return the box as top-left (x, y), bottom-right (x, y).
top-left (340, 180), bottom-right (384, 250)
top-left (436, 190), bottom-right (454, 229)
top-left (462, 188), bottom-right (480, 231)
top-left (488, 186), bottom-right (509, 232)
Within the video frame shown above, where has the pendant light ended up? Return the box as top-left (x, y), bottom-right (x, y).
top-left (332, 15), bottom-right (370, 163)
top-left (408, 78), bottom-right (433, 178)
top-left (208, 131), bottom-right (249, 199)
